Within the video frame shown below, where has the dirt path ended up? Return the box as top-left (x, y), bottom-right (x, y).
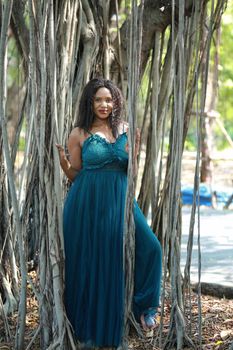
top-left (181, 207), bottom-right (233, 287)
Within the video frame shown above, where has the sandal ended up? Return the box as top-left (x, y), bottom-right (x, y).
top-left (140, 308), bottom-right (157, 337)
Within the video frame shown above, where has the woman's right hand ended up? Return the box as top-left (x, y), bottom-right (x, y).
top-left (55, 140), bottom-right (79, 182)
top-left (56, 144), bottom-right (67, 162)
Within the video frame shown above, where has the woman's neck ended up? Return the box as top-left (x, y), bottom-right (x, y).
top-left (91, 118), bottom-right (116, 141)
top-left (92, 118), bottom-right (110, 129)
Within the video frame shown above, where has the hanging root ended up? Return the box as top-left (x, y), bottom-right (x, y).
top-left (0, 294), bottom-right (12, 342)
top-left (0, 275), bottom-right (18, 316)
top-left (25, 325), bottom-right (41, 350)
top-left (129, 311), bottom-right (144, 338)
top-left (163, 304), bottom-right (195, 350)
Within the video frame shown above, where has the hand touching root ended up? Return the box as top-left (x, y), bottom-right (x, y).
top-left (55, 144), bottom-right (66, 161)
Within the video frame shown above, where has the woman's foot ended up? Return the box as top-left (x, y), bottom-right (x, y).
top-left (140, 308), bottom-right (157, 337)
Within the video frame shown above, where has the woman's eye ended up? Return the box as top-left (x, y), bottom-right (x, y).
top-left (94, 98), bottom-right (112, 103)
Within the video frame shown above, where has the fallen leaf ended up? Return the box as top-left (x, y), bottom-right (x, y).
top-left (220, 329), bottom-right (233, 340)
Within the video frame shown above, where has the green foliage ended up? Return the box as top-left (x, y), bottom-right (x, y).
top-left (18, 136), bottom-right (26, 152)
top-left (7, 37), bottom-right (22, 87)
top-left (184, 135), bottom-right (197, 151)
top-left (116, 0), bottom-right (131, 28)
top-left (184, 116), bottom-right (197, 151)
top-left (185, 3), bottom-right (233, 151)
top-left (216, 2), bottom-right (233, 149)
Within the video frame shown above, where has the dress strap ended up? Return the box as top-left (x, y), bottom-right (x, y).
top-left (84, 128), bottom-right (93, 136)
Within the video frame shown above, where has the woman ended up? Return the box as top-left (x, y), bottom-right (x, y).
top-left (56, 78), bottom-right (162, 348)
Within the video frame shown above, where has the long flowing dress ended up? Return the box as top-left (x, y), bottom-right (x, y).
top-left (63, 131), bottom-right (162, 348)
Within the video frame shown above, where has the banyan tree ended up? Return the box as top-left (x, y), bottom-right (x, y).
top-left (0, 0), bottom-right (228, 349)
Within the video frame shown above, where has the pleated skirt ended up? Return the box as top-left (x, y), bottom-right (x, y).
top-left (63, 167), bottom-right (162, 348)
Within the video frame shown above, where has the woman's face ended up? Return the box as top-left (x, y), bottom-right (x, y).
top-left (93, 87), bottom-right (113, 120)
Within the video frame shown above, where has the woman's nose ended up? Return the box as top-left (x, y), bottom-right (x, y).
top-left (101, 100), bottom-right (107, 106)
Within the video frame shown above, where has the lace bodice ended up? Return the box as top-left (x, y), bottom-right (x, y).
top-left (81, 132), bottom-right (128, 170)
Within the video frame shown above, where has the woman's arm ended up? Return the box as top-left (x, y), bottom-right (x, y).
top-left (56, 144), bottom-right (78, 182)
top-left (56, 128), bottom-right (82, 182)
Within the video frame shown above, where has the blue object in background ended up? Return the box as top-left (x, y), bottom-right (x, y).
top-left (181, 183), bottom-right (233, 208)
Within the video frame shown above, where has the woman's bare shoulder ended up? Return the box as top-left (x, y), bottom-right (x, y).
top-left (69, 127), bottom-right (91, 149)
top-left (67, 128), bottom-right (84, 147)
top-left (69, 127), bottom-right (87, 140)
top-left (69, 127), bottom-right (84, 136)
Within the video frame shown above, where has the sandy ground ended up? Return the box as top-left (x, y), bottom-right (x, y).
top-left (180, 149), bottom-right (233, 287)
top-left (181, 207), bottom-right (233, 286)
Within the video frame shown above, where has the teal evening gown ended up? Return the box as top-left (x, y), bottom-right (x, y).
top-left (63, 131), bottom-right (162, 348)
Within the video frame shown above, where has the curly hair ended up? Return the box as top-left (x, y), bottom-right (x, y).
top-left (76, 78), bottom-right (124, 138)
